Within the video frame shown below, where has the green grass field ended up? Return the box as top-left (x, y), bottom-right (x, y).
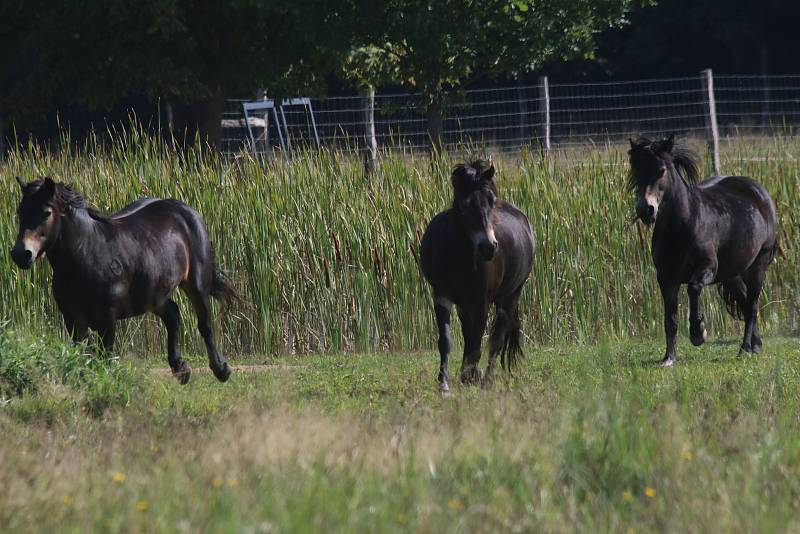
top-left (2, 328), bottom-right (800, 532)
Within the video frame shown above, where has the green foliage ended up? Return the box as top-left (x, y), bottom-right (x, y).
top-left (343, 0), bottom-right (649, 140)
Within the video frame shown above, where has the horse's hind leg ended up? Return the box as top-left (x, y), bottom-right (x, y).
top-left (740, 252), bottom-right (770, 355)
top-left (184, 286), bottom-right (231, 382)
top-left (484, 287), bottom-right (522, 389)
top-left (155, 299), bottom-right (191, 384)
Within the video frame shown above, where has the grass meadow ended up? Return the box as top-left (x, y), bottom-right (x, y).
top-left (1, 133), bottom-right (800, 531)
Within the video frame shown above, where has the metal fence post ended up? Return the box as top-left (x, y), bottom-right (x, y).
top-left (700, 69), bottom-right (721, 175)
top-left (538, 76), bottom-right (551, 155)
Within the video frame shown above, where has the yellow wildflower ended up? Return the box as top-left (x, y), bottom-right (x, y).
top-left (211, 478), bottom-right (223, 488)
top-left (447, 499), bottom-right (463, 511)
top-left (112, 472), bottom-right (127, 483)
top-left (622, 490), bottom-right (634, 502)
top-left (136, 500), bottom-right (150, 512)
top-left (644, 487), bottom-right (656, 498)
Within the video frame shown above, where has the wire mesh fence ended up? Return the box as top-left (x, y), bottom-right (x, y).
top-left (221, 72), bottom-right (800, 158)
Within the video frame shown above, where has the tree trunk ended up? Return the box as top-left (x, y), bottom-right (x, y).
top-left (0, 112), bottom-right (4, 162)
top-left (425, 91), bottom-right (444, 153)
top-left (175, 87), bottom-right (225, 151)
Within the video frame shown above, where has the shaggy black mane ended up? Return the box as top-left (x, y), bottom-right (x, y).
top-left (25, 178), bottom-right (107, 220)
top-left (451, 160), bottom-right (497, 206)
top-left (627, 136), bottom-right (701, 191)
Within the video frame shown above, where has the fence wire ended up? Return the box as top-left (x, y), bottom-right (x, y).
top-left (222, 74), bottom-right (800, 157)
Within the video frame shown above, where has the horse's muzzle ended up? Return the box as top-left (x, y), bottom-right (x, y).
top-left (10, 247), bottom-right (34, 269)
top-left (636, 203), bottom-right (656, 225)
top-left (477, 240), bottom-right (498, 261)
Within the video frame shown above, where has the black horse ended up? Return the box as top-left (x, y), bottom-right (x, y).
top-left (628, 136), bottom-right (778, 366)
top-left (10, 177), bottom-right (238, 384)
top-left (420, 161), bottom-right (536, 391)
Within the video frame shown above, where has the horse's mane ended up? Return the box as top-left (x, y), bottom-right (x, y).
top-left (27, 178), bottom-right (108, 220)
top-left (451, 160), bottom-right (497, 202)
top-left (627, 136), bottom-right (700, 190)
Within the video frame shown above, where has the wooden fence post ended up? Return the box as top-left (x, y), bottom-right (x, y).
top-left (363, 86), bottom-right (378, 180)
top-left (538, 76), bottom-right (551, 156)
top-left (700, 69), bottom-right (721, 175)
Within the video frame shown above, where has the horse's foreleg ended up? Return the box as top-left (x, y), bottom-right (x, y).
top-left (156, 299), bottom-right (191, 384)
top-left (660, 282), bottom-right (680, 367)
top-left (459, 305), bottom-right (487, 385)
top-left (63, 314), bottom-right (88, 345)
top-left (687, 264), bottom-right (716, 347)
top-left (484, 305), bottom-right (507, 389)
top-left (95, 321), bottom-right (116, 357)
top-left (434, 297), bottom-right (452, 393)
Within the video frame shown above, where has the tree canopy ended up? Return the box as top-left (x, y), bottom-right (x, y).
top-left (343, 0), bottom-right (646, 145)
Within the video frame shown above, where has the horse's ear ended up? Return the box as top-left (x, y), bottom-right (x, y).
top-left (15, 176), bottom-right (25, 191)
top-left (38, 177), bottom-right (56, 200)
top-left (451, 165), bottom-right (467, 189)
top-left (481, 164), bottom-right (495, 182)
top-left (659, 134), bottom-right (675, 153)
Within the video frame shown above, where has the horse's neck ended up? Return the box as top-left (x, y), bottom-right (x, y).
top-left (47, 210), bottom-right (104, 269)
top-left (667, 171), bottom-right (694, 217)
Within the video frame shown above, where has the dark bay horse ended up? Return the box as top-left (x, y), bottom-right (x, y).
top-left (628, 136), bottom-right (777, 366)
top-left (420, 161), bottom-right (536, 391)
top-left (10, 177), bottom-right (238, 384)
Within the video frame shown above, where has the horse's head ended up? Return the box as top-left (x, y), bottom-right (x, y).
top-left (10, 176), bottom-right (63, 269)
top-left (627, 134), bottom-right (699, 225)
top-left (451, 160), bottom-right (498, 261)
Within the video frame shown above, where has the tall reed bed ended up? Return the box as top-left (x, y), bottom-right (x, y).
top-left (1, 132), bottom-right (798, 357)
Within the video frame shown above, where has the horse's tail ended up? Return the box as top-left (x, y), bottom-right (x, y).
top-left (719, 277), bottom-right (746, 321)
top-left (495, 306), bottom-right (524, 371)
top-left (211, 265), bottom-right (244, 315)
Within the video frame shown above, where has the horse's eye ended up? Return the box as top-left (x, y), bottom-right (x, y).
top-left (43, 210), bottom-right (51, 218)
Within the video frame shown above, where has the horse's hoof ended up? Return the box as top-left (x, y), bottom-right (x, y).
top-left (660, 357), bottom-right (676, 368)
top-left (172, 361), bottom-right (192, 385)
top-left (480, 374), bottom-right (494, 390)
top-left (689, 327), bottom-right (707, 347)
top-left (739, 345), bottom-right (754, 357)
top-left (213, 362), bottom-right (232, 382)
top-left (439, 381), bottom-right (450, 394)
top-left (751, 336), bottom-right (763, 354)
top-left (459, 366), bottom-right (481, 386)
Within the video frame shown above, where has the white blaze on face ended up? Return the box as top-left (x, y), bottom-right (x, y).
top-left (21, 230), bottom-right (45, 260)
top-left (470, 224), bottom-right (498, 248)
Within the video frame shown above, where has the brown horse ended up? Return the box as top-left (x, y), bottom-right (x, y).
top-left (420, 161), bottom-right (535, 391)
top-left (10, 176), bottom-right (238, 384)
top-left (628, 136), bottom-right (778, 366)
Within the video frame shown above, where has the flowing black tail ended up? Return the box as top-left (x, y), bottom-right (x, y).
top-left (490, 306), bottom-right (524, 370)
top-left (211, 265), bottom-right (244, 315)
top-left (719, 277), bottom-right (746, 321)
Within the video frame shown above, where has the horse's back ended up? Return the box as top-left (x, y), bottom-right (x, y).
top-left (698, 175), bottom-right (777, 230)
